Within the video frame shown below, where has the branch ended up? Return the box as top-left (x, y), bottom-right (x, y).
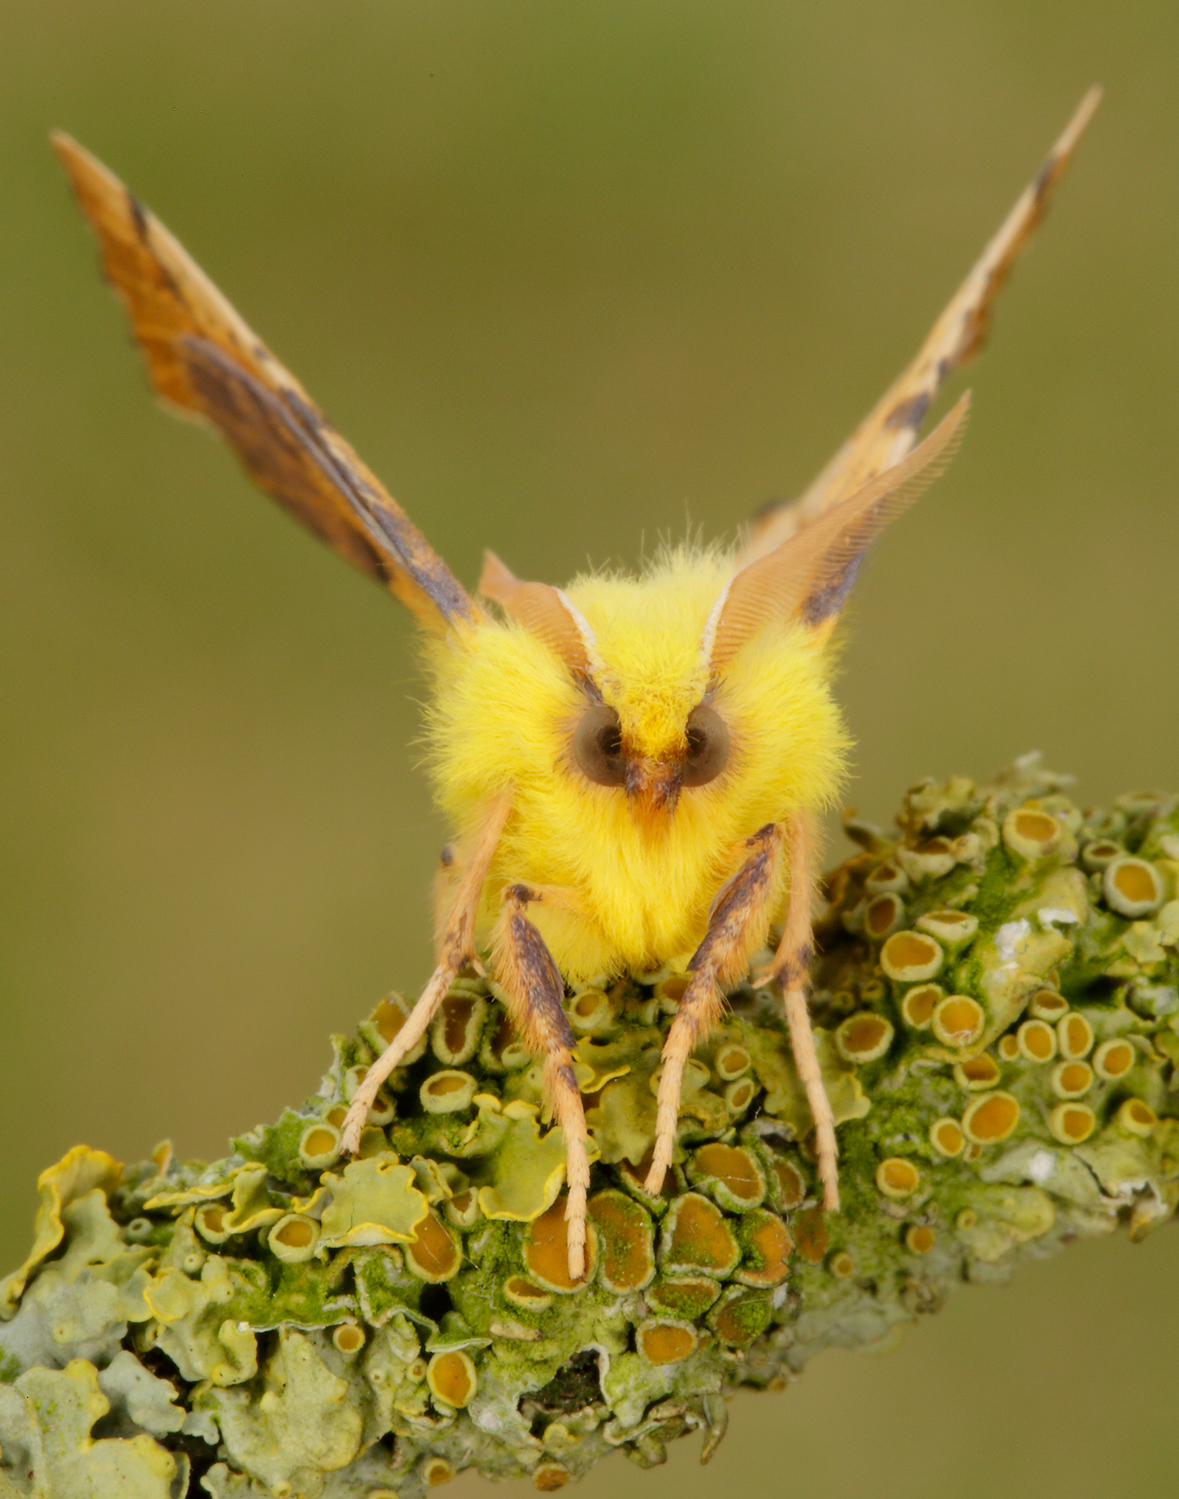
top-left (1, 755), bottom-right (1176, 1499)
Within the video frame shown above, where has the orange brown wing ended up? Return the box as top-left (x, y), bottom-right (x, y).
top-left (711, 394), bottom-right (969, 671)
top-left (740, 87), bottom-right (1100, 566)
top-left (52, 132), bottom-right (476, 633)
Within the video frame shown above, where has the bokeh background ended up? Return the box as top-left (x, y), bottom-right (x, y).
top-left (2, 2), bottom-right (1177, 1494)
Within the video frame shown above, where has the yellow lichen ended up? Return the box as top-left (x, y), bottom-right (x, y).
top-left (931, 995), bottom-right (985, 1050)
top-left (1051, 1061), bottom-right (1093, 1099)
top-left (961, 1092), bottom-right (1020, 1144)
top-left (929, 1117), bottom-right (965, 1157)
top-left (1057, 1013), bottom-right (1094, 1060)
top-left (835, 1012), bottom-right (895, 1064)
top-left (953, 1053), bottom-right (1001, 1091)
top-left (1048, 1103), bottom-right (1096, 1144)
top-left (900, 983), bottom-right (942, 1029)
top-left (1093, 1038), bottom-right (1136, 1080)
top-left (875, 1158), bottom-right (920, 1199)
top-left (880, 931), bottom-right (944, 982)
top-left (1017, 1020), bottom-right (1057, 1063)
top-left (427, 1349), bottom-right (477, 1408)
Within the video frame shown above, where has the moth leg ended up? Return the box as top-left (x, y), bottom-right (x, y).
top-left (759, 809), bottom-right (839, 1210)
top-left (341, 787), bottom-right (513, 1155)
top-left (491, 885), bottom-right (590, 1282)
top-left (644, 823), bottom-right (786, 1196)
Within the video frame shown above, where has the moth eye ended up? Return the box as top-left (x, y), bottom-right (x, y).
top-left (682, 704), bottom-right (730, 787)
top-left (573, 704), bottom-right (628, 788)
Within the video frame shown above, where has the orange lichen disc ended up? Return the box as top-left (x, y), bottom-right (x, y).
top-left (333, 1323), bottom-right (366, 1354)
top-left (792, 1207), bottom-right (829, 1264)
top-left (900, 984), bottom-right (942, 1029)
top-left (1028, 990), bottom-right (1069, 1022)
top-left (1003, 808), bottom-right (1062, 858)
top-left (587, 1190), bottom-right (654, 1293)
top-left (406, 1211), bottom-right (461, 1282)
top-left (1049, 1103), bottom-right (1096, 1144)
top-left (876, 1157), bottom-right (921, 1199)
top-left (954, 1053), bottom-right (1001, 1091)
top-left (1057, 1013), bottom-right (1094, 1060)
top-left (525, 1195), bottom-right (598, 1292)
top-left (835, 1012), bottom-right (895, 1063)
top-left (865, 893), bottom-right (905, 939)
top-left (637, 1321), bottom-right (698, 1365)
top-left (932, 995), bottom-right (985, 1049)
top-left (1117, 1098), bottom-right (1158, 1136)
top-left (770, 1158), bottom-right (806, 1210)
top-left (372, 994), bottom-right (412, 1043)
top-left (1093, 1038), bottom-right (1135, 1080)
top-left (427, 1350), bottom-right (477, 1408)
top-left (929, 1118), bottom-right (965, 1157)
top-left (692, 1144), bottom-right (765, 1206)
top-left (880, 931), bottom-right (944, 982)
top-left (737, 1210), bottom-right (793, 1287)
top-left (659, 1192), bottom-right (740, 1277)
top-left (1052, 1061), bottom-right (1093, 1099)
top-left (1103, 857), bottom-right (1163, 917)
top-left (961, 1091), bottom-right (1020, 1144)
top-left (1017, 1020), bottom-right (1057, 1063)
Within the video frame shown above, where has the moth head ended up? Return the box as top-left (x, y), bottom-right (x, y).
top-left (479, 550), bottom-right (731, 823)
top-left (476, 395), bottom-right (966, 831)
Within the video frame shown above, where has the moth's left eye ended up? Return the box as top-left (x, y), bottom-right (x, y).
top-left (573, 704), bottom-right (628, 788)
top-left (682, 704), bottom-right (730, 787)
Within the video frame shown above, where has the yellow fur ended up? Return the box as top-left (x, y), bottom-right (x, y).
top-left (424, 548), bottom-right (848, 983)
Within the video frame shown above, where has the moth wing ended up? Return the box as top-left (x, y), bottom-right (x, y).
top-left (710, 394), bottom-right (968, 671)
top-left (740, 87), bottom-right (1100, 566)
top-left (52, 132), bottom-right (476, 633)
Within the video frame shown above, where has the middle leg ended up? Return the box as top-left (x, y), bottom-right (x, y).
top-left (491, 883), bottom-right (591, 1282)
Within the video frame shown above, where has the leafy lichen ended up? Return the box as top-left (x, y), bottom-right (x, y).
top-left (2, 756), bottom-right (1177, 1498)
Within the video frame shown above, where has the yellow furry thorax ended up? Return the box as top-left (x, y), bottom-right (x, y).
top-left (422, 547), bottom-right (849, 984)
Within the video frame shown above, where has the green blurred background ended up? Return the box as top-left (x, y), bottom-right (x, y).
top-left (2, 2), bottom-right (1177, 1494)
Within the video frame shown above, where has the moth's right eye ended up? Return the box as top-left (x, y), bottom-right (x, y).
top-left (573, 704), bottom-right (627, 788)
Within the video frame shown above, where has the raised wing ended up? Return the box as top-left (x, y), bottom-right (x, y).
top-left (52, 133), bottom-right (477, 633)
top-left (710, 395), bottom-right (968, 672)
top-left (740, 87), bottom-right (1100, 567)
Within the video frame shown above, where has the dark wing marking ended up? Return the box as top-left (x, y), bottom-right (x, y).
top-left (711, 395), bottom-right (968, 670)
top-left (52, 132), bottom-right (476, 632)
top-left (740, 87), bottom-right (1099, 566)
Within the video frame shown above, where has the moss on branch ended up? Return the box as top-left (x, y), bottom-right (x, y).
top-left (2, 756), bottom-right (1178, 1498)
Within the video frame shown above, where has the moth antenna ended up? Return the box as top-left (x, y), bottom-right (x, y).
top-left (478, 550), bottom-right (604, 681)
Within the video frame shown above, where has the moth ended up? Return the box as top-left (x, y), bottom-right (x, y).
top-left (54, 88), bottom-right (1098, 1279)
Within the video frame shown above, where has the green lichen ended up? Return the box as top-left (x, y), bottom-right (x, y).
top-left (2, 755), bottom-right (1178, 1498)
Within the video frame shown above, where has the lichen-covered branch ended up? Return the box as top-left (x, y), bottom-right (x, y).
top-left (2, 756), bottom-right (1177, 1499)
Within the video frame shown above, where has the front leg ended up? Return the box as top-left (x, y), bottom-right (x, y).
top-left (341, 787), bottom-right (513, 1156)
top-left (492, 884), bottom-right (590, 1282)
top-left (644, 823), bottom-right (786, 1195)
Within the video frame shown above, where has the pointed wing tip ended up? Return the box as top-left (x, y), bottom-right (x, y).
top-left (1069, 85), bottom-right (1104, 140)
top-left (49, 129), bottom-right (100, 183)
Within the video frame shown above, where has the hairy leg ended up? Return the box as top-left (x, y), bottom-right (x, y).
top-left (644, 823), bottom-right (786, 1196)
top-left (759, 809), bottom-right (839, 1210)
top-left (341, 787), bottom-right (513, 1156)
top-left (492, 884), bottom-right (590, 1281)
